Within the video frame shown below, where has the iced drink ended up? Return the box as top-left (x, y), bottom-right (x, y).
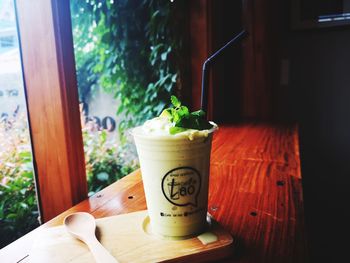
top-left (132, 105), bottom-right (217, 238)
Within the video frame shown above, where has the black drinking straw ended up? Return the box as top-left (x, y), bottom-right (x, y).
top-left (201, 30), bottom-right (248, 113)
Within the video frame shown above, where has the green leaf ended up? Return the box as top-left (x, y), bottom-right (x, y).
top-left (100, 130), bottom-right (107, 144)
top-left (161, 52), bottom-right (167, 61)
top-left (191, 110), bottom-right (205, 117)
top-left (96, 172), bottom-right (109, 181)
top-left (170, 95), bottom-right (181, 108)
top-left (169, 127), bottom-right (186, 135)
top-left (19, 152), bottom-right (32, 160)
top-left (20, 202), bottom-right (29, 209)
top-left (171, 108), bottom-right (180, 123)
top-left (161, 97), bottom-right (213, 132)
top-left (171, 73), bottom-right (177, 83)
top-left (6, 213), bottom-right (17, 219)
top-left (178, 106), bottom-right (189, 118)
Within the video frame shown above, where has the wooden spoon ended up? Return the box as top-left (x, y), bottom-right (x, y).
top-left (64, 212), bottom-right (118, 263)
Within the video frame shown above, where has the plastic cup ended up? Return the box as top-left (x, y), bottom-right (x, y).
top-left (132, 126), bottom-right (217, 238)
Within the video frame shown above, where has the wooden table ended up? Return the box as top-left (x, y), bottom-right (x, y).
top-left (0, 124), bottom-right (308, 263)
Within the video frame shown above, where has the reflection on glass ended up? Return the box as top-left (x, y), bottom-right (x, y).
top-left (0, 0), bottom-right (39, 248)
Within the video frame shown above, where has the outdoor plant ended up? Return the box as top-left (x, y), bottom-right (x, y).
top-left (0, 113), bottom-right (138, 248)
top-left (82, 122), bottom-right (138, 195)
top-left (70, 0), bottom-right (188, 193)
top-left (70, 0), bottom-right (188, 141)
top-left (0, 114), bottom-right (39, 248)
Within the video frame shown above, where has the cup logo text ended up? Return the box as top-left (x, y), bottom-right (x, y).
top-left (161, 167), bottom-right (201, 207)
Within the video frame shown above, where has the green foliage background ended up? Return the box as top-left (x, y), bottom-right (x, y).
top-left (82, 128), bottom-right (137, 195)
top-left (0, 117), bottom-right (39, 248)
top-left (70, 0), bottom-right (188, 139)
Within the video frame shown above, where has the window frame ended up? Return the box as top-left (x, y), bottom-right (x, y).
top-left (15, 0), bottom-right (87, 222)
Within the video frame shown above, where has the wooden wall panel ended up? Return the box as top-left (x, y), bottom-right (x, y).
top-left (189, 0), bottom-right (213, 118)
top-left (242, 0), bottom-right (272, 120)
top-left (189, 0), bottom-right (276, 122)
top-left (16, 0), bottom-right (87, 222)
top-left (210, 1), bottom-right (243, 123)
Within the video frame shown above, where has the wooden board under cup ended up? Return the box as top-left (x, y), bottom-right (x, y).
top-left (28, 210), bottom-right (234, 263)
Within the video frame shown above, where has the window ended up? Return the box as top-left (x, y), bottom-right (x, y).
top-left (0, 0), bottom-right (39, 248)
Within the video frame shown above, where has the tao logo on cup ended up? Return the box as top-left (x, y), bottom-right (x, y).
top-left (161, 167), bottom-right (201, 207)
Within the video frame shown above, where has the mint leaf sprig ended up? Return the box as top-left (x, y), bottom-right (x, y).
top-left (161, 96), bottom-right (214, 135)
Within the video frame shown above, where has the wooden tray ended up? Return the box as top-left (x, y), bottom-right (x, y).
top-left (28, 210), bottom-right (234, 263)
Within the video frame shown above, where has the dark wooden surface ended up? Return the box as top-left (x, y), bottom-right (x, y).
top-left (208, 124), bottom-right (306, 262)
top-left (0, 124), bottom-right (308, 262)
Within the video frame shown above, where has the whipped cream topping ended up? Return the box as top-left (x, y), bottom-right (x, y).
top-left (138, 116), bottom-right (217, 140)
top-left (142, 117), bottom-right (173, 135)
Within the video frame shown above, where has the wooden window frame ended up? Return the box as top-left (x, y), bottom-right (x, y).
top-left (15, 0), bottom-right (87, 222)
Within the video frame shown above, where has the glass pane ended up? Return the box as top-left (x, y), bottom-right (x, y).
top-left (70, 0), bottom-right (188, 195)
top-left (0, 0), bottom-right (39, 248)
